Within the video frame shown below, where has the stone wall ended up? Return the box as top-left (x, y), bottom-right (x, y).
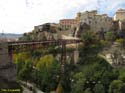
top-left (0, 42), bottom-right (16, 81)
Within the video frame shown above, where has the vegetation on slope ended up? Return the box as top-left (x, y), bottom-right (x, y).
top-left (13, 28), bottom-right (125, 93)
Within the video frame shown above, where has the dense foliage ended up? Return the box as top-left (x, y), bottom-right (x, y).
top-left (14, 30), bottom-right (125, 93)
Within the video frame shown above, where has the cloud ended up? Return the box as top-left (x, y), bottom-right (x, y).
top-left (0, 0), bottom-right (125, 33)
top-left (97, 0), bottom-right (125, 16)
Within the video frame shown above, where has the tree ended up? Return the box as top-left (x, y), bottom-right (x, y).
top-left (71, 56), bottom-right (115, 93)
top-left (109, 80), bottom-right (125, 93)
top-left (81, 31), bottom-right (96, 45)
top-left (35, 55), bottom-right (60, 92)
top-left (119, 68), bottom-right (125, 82)
top-left (79, 31), bottom-right (104, 64)
top-left (84, 88), bottom-right (92, 93)
top-left (16, 59), bottom-right (25, 75)
top-left (93, 83), bottom-right (105, 93)
top-left (36, 55), bottom-right (57, 70)
top-left (105, 31), bottom-right (116, 42)
top-left (14, 53), bottom-right (31, 78)
top-left (18, 59), bottom-right (33, 83)
top-left (71, 72), bottom-right (85, 93)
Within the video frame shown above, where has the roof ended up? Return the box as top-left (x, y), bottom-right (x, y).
top-left (116, 8), bottom-right (125, 13)
top-left (60, 19), bottom-right (76, 21)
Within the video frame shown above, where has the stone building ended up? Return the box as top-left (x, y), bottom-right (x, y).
top-left (113, 9), bottom-right (125, 32)
top-left (114, 9), bottom-right (125, 21)
top-left (59, 19), bottom-right (77, 30)
top-left (77, 10), bottom-right (112, 32)
top-left (34, 23), bottom-right (59, 33)
top-left (33, 23), bottom-right (59, 40)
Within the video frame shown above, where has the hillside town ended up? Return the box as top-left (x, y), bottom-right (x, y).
top-left (18, 9), bottom-right (125, 42)
top-left (0, 8), bottom-right (125, 93)
top-left (0, 9), bottom-right (125, 42)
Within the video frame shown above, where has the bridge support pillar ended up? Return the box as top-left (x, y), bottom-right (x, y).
top-left (0, 42), bottom-right (16, 81)
top-left (61, 41), bottom-right (66, 76)
top-left (73, 50), bottom-right (79, 64)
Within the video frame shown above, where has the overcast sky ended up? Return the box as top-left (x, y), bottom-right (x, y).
top-left (0, 0), bottom-right (125, 34)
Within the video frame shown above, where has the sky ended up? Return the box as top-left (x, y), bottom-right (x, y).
top-left (0, 0), bottom-right (125, 34)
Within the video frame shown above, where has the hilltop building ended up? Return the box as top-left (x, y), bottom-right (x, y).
top-left (30, 23), bottom-right (60, 40)
top-left (77, 10), bottom-right (112, 32)
top-left (34, 23), bottom-right (59, 33)
top-left (114, 9), bottom-right (125, 21)
top-left (59, 19), bottom-right (77, 30)
top-left (113, 9), bottom-right (125, 31)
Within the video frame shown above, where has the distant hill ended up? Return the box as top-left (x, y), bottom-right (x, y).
top-left (0, 33), bottom-right (22, 40)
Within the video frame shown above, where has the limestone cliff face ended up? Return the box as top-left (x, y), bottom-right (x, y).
top-left (20, 23), bottom-right (60, 41)
top-left (75, 22), bottom-right (90, 37)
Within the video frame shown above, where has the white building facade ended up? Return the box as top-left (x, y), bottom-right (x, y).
top-left (114, 9), bottom-right (125, 21)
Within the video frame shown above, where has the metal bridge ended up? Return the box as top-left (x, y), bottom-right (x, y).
top-left (0, 39), bottom-right (82, 81)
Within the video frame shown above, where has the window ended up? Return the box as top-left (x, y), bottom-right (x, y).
top-left (89, 21), bottom-right (91, 24)
top-left (95, 21), bottom-right (97, 24)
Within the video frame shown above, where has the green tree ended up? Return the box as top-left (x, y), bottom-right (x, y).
top-left (16, 59), bottom-right (25, 75)
top-left (84, 88), bottom-right (92, 93)
top-left (109, 80), bottom-right (125, 93)
top-left (93, 83), bottom-right (105, 93)
top-left (71, 56), bottom-right (116, 93)
top-left (35, 55), bottom-right (60, 92)
top-left (119, 68), bottom-right (125, 82)
top-left (81, 31), bottom-right (96, 45)
top-left (18, 59), bottom-right (33, 83)
top-left (79, 31), bottom-right (103, 64)
top-left (105, 31), bottom-right (116, 42)
top-left (14, 53), bottom-right (31, 77)
top-left (71, 72), bottom-right (86, 93)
